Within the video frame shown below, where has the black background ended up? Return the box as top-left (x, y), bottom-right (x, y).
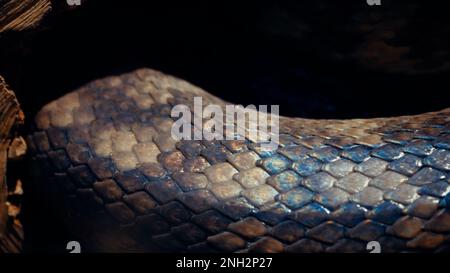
top-left (0, 253), bottom-right (445, 271)
top-left (0, 0), bottom-right (449, 121)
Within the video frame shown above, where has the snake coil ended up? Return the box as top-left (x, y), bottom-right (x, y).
top-left (28, 69), bottom-right (450, 252)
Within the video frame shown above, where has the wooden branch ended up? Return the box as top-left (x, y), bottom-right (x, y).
top-left (0, 0), bottom-right (86, 33)
top-left (0, 76), bottom-right (23, 253)
top-left (0, 0), bottom-right (52, 33)
top-left (0, 77), bottom-right (22, 139)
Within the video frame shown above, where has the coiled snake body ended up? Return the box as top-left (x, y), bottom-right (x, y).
top-left (28, 69), bottom-right (450, 252)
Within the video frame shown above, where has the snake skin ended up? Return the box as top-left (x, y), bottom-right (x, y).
top-left (27, 69), bottom-right (450, 253)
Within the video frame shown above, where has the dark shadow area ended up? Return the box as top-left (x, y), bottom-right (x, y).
top-left (0, 0), bottom-right (449, 121)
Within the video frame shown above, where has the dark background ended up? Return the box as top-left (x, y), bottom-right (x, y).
top-left (0, 0), bottom-right (449, 120)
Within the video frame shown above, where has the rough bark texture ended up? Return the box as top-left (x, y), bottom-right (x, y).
top-left (0, 0), bottom-right (74, 252)
top-left (0, 76), bottom-right (24, 253)
top-left (0, 0), bottom-right (85, 33)
top-left (0, 0), bottom-right (52, 33)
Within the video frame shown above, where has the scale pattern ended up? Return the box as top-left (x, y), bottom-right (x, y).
top-left (28, 69), bottom-right (450, 252)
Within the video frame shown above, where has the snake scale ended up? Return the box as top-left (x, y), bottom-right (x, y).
top-left (27, 68), bottom-right (450, 253)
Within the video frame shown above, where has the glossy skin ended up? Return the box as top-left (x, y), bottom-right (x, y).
top-left (28, 69), bottom-right (450, 252)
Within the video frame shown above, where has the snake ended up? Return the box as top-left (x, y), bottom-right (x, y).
top-left (27, 68), bottom-right (450, 253)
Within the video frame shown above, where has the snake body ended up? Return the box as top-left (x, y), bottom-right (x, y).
top-left (27, 69), bottom-right (450, 252)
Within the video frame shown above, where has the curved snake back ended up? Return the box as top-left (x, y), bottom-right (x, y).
top-left (28, 69), bottom-right (450, 252)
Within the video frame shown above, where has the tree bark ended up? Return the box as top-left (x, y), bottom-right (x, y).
top-left (0, 76), bottom-right (23, 253)
top-left (0, 0), bottom-right (52, 33)
top-left (0, 0), bottom-right (86, 33)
